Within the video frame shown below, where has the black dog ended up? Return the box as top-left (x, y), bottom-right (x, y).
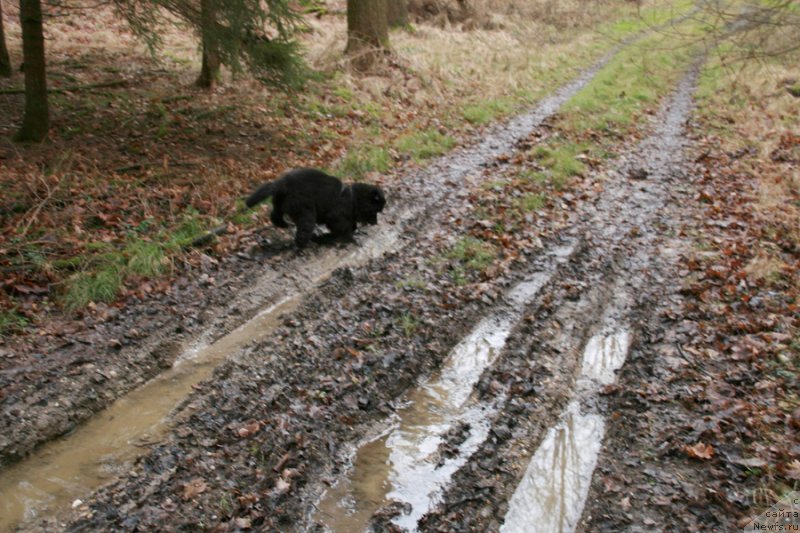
top-left (246, 168), bottom-right (386, 247)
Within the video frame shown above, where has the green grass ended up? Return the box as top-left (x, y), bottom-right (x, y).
top-left (530, 142), bottom-right (587, 189)
top-left (395, 129), bottom-right (456, 162)
top-left (337, 144), bottom-right (391, 179)
top-left (61, 211), bottom-right (209, 310)
top-left (516, 192), bottom-right (547, 212)
top-left (601, 0), bottom-right (696, 40)
top-left (448, 236), bottom-right (496, 272)
top-left (163, 211), bottom-right (208, 250)
top-left (398, 312), bottom-right (420, 337)
top-left (125, 240), bottom-right (170, 277)
top-left (333, 86), bottom-right (355, 101)
top-left (396, 276), bottom-right (427, 291)
top-left (462, 98), bottom-right (514, 125)
top-left (563, 24), bottom-right (698, 135)
top-left (0, 309), bottom-right (29, 338)
top-left (64, 264), bottom-right (124, 310)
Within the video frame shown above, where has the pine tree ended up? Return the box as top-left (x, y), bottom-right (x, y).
top-left (113, 0), bottom-right (305, 88)
top-left (195, 0), bottom-right (220, 87)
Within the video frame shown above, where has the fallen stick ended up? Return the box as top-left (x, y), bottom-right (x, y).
top-left (0, 80), bottom-right (128, 95)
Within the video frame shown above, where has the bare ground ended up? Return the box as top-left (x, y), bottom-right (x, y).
top-left (22, 58), bottom-right (749, 533)
top-left (2, 7), bottom-right (798, 533)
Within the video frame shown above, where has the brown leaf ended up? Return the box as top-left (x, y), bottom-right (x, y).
top-left (784, 460), bottom-right (800, 481)
top-left (685, 442), bottom-right (714, 460)
top-left (235, 420), bottom-right (261, 438)
top-left (619, 496), bottom-right (632, 511)
top-left (233, 517), bottom-right (252, 529)
top-left (273, 478), bottom-right (291, 496)
top-left (182, 478), bottom-right (207, 501)
top-left (12, 283), bottom-right (48, 295)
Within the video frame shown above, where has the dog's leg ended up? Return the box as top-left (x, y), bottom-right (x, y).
top-left (292, 209), bottom-right (316, 248)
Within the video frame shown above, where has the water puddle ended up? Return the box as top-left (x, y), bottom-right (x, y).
top-left (0, 295), bottom-right (301, 532)
top-left (500, 403), bottom-right (605, 533)
top-left (580, 330), bottom-right (631, 386)
top-left (0, 227), bottom-right (406, 532)
top-left (0, 35), bottom-right (635, 530)
top-left (500, 328), bottom-right (631, 533)
top-left (314, 272), bottom-right (552, 532)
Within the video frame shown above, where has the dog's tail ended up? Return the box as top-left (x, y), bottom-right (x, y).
top-left (245, 181), bottom-right (278, 207)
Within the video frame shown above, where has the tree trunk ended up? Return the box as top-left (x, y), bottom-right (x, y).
top-left (346, 0), bottom-right (389, 71)
top-left (0, 1), bottom-right (12, 77)
top-left (14, 0), bottom-right (48, 142)
top-left (195, 0), bottom-right (220, 88)
top-left (387, 0), bottom-right (408, 27)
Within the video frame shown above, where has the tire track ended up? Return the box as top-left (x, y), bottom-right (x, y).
top-left (418, 62), bottom-right (702, 532)
top-left (3, 33), bottom-right (645, 533)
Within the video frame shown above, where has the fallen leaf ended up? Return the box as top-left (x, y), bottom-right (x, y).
top-left (233, 517), bottom-right (252, 529)
top-left (784, 460), bottom-right (800, 481)
top-left (732, 457), bottom-right (767, 468)
top-left (619, 496), bottom-right (632, 511)
top-left (235, 421), bottom-right (261, 438)
top-left (685, 442), bottom-right (714, 460)
top-left (273, 478), bottom-right (290, 496)
top-left (182, 478), bottom-right (207, 501)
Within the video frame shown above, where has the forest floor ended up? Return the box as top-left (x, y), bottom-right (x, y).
top-left (0, 0), bottom-right (798, 532)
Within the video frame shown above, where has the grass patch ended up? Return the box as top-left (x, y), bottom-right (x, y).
top-left (398, 312), bottom-right (420, 337)
top-left (0, 309), bottom-right (29, 338)
top-left (126, 240), bottom-right (170, 278)
top-left (336, 144), bottom-right (391, 179)
top-left (530, 142), bottom-right (587, 189)
top-left (516, 192), bottom-right (547, 212)
top-left (163, 211), bottom-right (208, 250)
top-left (462, 98), bottom-right (514, 125)
top-left (562, 26), bottom-right (697, 134)
top-left (395, 129), bottom-right (456, 162)
top-left (448, 236), bottom-right (496, 273)
top-left (60, 210), bottom-right (209, 310)
top-left (64, 263), bottom-right (124, 310)
top-left (396, 276), bottom-right (426, 291)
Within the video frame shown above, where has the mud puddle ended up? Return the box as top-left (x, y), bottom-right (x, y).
top-left (314, 244), bottom-right (576, 532)
top-left (500, 403), bottom-right (604, 533)
top-left (500, 66), bottom-right (702, 533)
top-left (500, 328), bottom-right (631, 533)
top-left (0, 295), bottom-right (298, 532)
top-left (417, 60), bottom-right (703, 531)
top-left (0, 228), bottom-right (405, 532)
top-left (5, 35), bottom-right (650, 532)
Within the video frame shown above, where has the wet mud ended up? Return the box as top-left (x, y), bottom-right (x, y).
top-left (1, 41), bottom-right (633, 532)
top-left (1, 38), bottom-right (711, 533)
top-left (418, 64), bottom-right (702, 531)
top-left (314, 249), bottom-right (575, 532)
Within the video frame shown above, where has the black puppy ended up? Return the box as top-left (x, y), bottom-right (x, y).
top-left (246, 168), bottom-right (386, 247)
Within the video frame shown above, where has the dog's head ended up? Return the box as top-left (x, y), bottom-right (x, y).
top-left (352, 183), bottom-right (386, 225)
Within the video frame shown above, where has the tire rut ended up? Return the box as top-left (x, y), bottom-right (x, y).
top-left (3, 34), bottom-right (646, 533)
top-left (417, 63), bottom-right (702, 532)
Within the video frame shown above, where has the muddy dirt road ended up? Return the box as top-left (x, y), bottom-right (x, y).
top-left (2, 39), bottom-right (631, 531)
top-left (1, 31), bottom-right (752, 533)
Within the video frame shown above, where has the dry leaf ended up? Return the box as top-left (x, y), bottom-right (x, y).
top-left (233, 517), bottom-right (252, 529)
top-left (685, 442), bottom-right (714, 460)
top-left (235, 421), bottom-right (261, 438)
top-left (182, 478), bottom-right (207, 501)
top-left (784, 460), bottom-right (800, 481)
top-left (619, 496), bottom-right (632, 511)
